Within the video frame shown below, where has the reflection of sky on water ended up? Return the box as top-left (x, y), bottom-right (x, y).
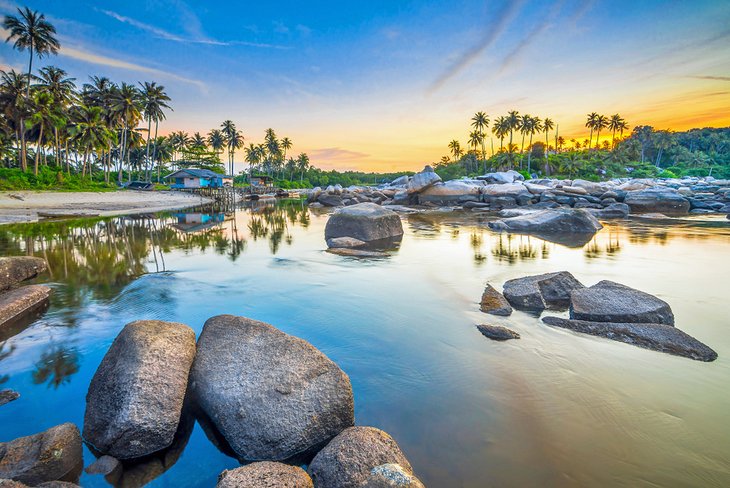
top-left (0, 203), bottom-right (729, 487)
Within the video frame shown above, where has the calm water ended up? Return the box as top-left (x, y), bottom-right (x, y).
top-left (1, 201), bottom-right (729, 487)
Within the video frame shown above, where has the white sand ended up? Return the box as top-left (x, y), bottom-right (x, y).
top-left (0, 190), bottom-right (213, 224)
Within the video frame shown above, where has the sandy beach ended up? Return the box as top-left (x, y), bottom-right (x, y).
top-left (0, 190), bottom-right (213, 225)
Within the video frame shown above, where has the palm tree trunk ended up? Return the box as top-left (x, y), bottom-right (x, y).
top-left (588, 128), bottom-right (593, 149)
top-left (145, 117), bottom-right (152, 181)
top-left (527, 134), bottom-right (533, 174)
top-left (34, 126), bottom-right (43, 176)
top-left (20, 119), bottom-right (27, 172)
top-left (26, 44), bottom-right (33, 98)
top-left (152, 121), bottom-right (160, 182)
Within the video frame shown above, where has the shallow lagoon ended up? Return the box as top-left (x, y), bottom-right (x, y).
top-left (1, 201), bottom-right (729, 487)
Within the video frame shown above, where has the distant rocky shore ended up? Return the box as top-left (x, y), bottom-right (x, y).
top-left (306, 166), bottom-right (730, 219)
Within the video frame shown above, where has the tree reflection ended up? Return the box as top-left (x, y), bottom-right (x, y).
top-left (0, 341), bottom-right (15, 385)
top-left (491, 234), bottom-right (547, 263)
top-left (32, 346), bottom-right (80, 388)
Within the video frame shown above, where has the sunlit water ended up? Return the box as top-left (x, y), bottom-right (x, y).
top-left (1, 200), bottom-right (729, 487)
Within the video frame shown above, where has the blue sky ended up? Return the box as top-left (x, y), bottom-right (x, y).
top-left (1, 0), bottom-right (729, 171)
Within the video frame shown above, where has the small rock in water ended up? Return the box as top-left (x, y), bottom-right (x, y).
top-left (569, 280), bottom-right (674, 325)
top-left (325, 203), bottom-right (403, 247)
top-left (0, 423), bottom-right (82, 486)
top-left (308, 427), bottom-right (415, 488)
top-left (542, 316), bottom-right (717, 362)
top-left (326, 236), bottom-right (368, 248)
top-left (364, 464), bottom-right (425, 488)
top-left (217, 462), bottom-right (313, 488)
top-left (480, 284), bottom-right (512, 316)
top-left (84, 456), bottom-right (120, 476)
top-left (327, 248), bottom-right (389, 258)
top-left (0, 389), bottom-right (20, 407)
top-left (476, 324), bottom-right (520, 341)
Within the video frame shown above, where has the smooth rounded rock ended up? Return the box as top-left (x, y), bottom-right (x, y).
top-left (364, 464), bottom-right (425, 488)
top-left (325, 203), bottom-right (403, 247)
top-left (0, 257), bottom-right (47, 290)
top-left (0, 423), bottom-right (82, 486)
top-left (190, 315), bottom-right (354, 462)
top-left (0, 285), bottom-right (51, 328)
top-left (569, 281), bottom-right (674, 325)
top-left (624, 188), bottom-right (690, 215)
top-left (503, 272), bottom-right (584, 312)
top-left (479, 284), bottom-right (512, 316)
top-left (476, 324), bottom-right (520, 341)
top-left (406, 166), bottom-right (441, 194)
top-left (308, 427), bottom-right (413, 488)
top-left (83, 320), bottom-right (197, 459)
top-left (217, 462), bottom-right (313, 488)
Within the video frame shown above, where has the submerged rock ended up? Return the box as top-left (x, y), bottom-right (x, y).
top-left (327, 248), bottom-right (389, 258)
top-left (190, 315), bottom-right (354, 462)
top-left (217, 462), bottom-right (313, 488)
top-left (0, 285), bottom-right (51, 328)
top-left (569, 281), bottom-right (674, 325)
top-left (0, 423), bottom-right (82, 486)
top-left (476, 324), bottom-right (520, 341)
top-left (624, 188), bottom-right (690, 215)
top-left (365, 464), bottom-right (425, 488)
top-left (0, 389), bottom-right (19, 407)
top-left (84, 456), bottom-right (120, 476)
top-left (542, 316), bottom-right (717, 362)
top-left (83, 320), bottom-right (197, 459)
top-left (325, 203), bottom-right (403, 248)
top-left (308, 427), bottom-right (414, 488)
top-left (0, 257), bottom-right (47, 290)
top-left (479, 284), bottom-right (512, 316)
top-left (503, 272), bottom-right (584, 312)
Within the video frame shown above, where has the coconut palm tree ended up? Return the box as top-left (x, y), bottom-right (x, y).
top-left (139, 81), bottom-right (171, 181)
top-left (37, 66), bottom-right (75, 164)
top-left (3, 7), bottom-right (60, 97)
top-left (542, 117), bottom-right (554, 157)
top-left (68, 105), bottom-right (114, 177)
top-left (492, 116), bottom-right (508, 152)
top-left (191, 132), bottom-right (205, 149)
top-left (448, 139), bottom-right (462, 160)
top-left (594, 114), bottom-right (608, 149)
top-left (207, 129), bottom-right (225, 158)
top-left (109, 82), bottom-right (142, 182)
top-left (227, 129), bottom-right (244, 175)
top-left (0, 70), bottom-right (29, 170)
top-left (221, 120), bottom-right (237, 175)
top-left (297, 153), bottom-right (310, 183)
top-left (585, 112), bottom-right (598, 148)
top-left (506, 111), bottom-right (520, 152)
top-left (281, 137), bottom-right (292, 161)
top-left (471, 111), bottom-right (489, 162)
top-left (526, 116), bottom-right (542, 174)
top-left (26, 91), bottom-right (62, 174)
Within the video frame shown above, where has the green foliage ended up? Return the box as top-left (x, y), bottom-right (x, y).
top-left (0, 166), bottom-right (115, 191)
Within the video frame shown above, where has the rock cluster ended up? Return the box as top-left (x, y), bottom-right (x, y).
top-left (0, 257), bottom-right (50, 331)
top-left (306, 169), bottom-right (730, 218)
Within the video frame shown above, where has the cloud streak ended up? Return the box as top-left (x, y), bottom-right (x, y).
top-left (309, 147), bottom-right (370, 162)
top-left (690, 75), bottom-right (730, 82)
top-left (99, 9), bottom-right (289, 49)
top-left (428, 0), bottom-right (525, 93)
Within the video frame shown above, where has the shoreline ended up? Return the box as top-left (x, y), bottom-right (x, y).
top-left (0, 190), bottom-right (214, 225)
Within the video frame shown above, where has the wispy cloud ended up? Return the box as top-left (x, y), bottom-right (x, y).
top-left (428, 0), bottom-right (525, 93)
top-left (99, 9), bottom-right (289, 49)
top-left (690, 75), bottom-right (730, 82)
top-left (59, 43), bottom-right (208, 92)
top-left (310, 147), bottom-right (370, 162)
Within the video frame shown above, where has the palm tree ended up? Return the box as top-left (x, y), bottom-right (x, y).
top-left (280, 137), bottom-right (292, 161)
top-left (594, 114), bottom-right (608, 149)
top-left (38, 67), bottom-right (75, 165)
top-left (191, 132), bottom-right (205, 149)
top-left (68, 105), bottom-right (114, 177)
top-left (585, 112), bottom-right (598, 148)
top-left (526, 116), bottom-right (542, 174)
top-left (297, 153), bottom-right (310, 183)
top-left (471, 111), bottom-right (489, 162)
top-left (109, 83), bottom-right (142, 182)
top-left (221, 120), bottom-right (237, 175)
top-left (207, 129), bottom-right (225, 158)
top-left (506, 111), bottom-right (520, 153)
top-left (448, 139), bottom-right (462, 160)
top-left (3, 7), bottom-right (60, 97)
top-left (492, 116), bottom-right (508, 152)
top-left (139, 81), bottom-right (171, 181)
top-left (0, 70), bottom-right (29, 170)
top-left (542, 117), bottom-right (554, 159)
top-left (26, 90), bottom-right (62, 174)
top-left (227, 129), bottom-right (244, 176)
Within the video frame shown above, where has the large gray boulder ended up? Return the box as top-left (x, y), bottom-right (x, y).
top-left (0, 423), bottom-right (82, 485)
top-left (0, 257), bottom-right (47, 290)
top-left (477, 170), bottom-right (524, 184)
top-left (417, 180), bottom-right (481, 205)
top-left (542, 317), bottom-right (717, 362)
top-left (481, 183), bottom-right (530, 199)
top-left (406, 166), bottom-right (441, 194)
top-left (570, 281), bottom-right (674, 325)
top-left (624, 187), bottom-right (690, 215)
top-left (190, 315), bottom-right (354, 462)
top-left (488, 208), bottom-right (603, 247)
top-left (0, 285), bottom-right (51, 328)
top-left (217, 462), bottom-right (313, 488)
top-left (503, 272), bottom-right (584, 312)
top-left (308, 427), bottom-right (414, 488)
top-left (83, 320), bottom-right (196, 459)
top-left (325, 203), bottom-right (403, 248)
top-left (587, 203), bottom-right (630, 219)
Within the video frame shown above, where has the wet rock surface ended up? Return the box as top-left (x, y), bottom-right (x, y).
top-left (476, 324), bottom-right (520, 341)
top-left (479, 284), bottom-right (512, 316)
top-left (624, 187), bottom-right (690, 215)
top-left (83, 320), bottom-right (197, 459)
top-left (0, 257), bottom-right (47, 290)
top-left (364, 464), bottom-right (425, 488)
top-left (503, 272), bottom-right (584, 312)
top-left (308, 427), bottom-right (414, 488)
top-left (0, 285), bottom-right (51, 328)
top-left (325, 203), bottom-right (403, 248)
top-left (488, 208), bottom-right (603, 236)
top-left (190, 315), bottom-right (354, 462)
top-left (217, 462), bottom-right (313, 488)
top-left (0, 423), bottom-right (82, 486)
top-left (570, 281), bottom-right (674, 325)
top-left (542, 316), bottom-right (717, 362)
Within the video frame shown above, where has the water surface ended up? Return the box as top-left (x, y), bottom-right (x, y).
top-left (0, 201), bottom-right (728, 487)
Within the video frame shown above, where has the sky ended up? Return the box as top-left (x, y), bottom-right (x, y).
top-left (1, 0), bottom-right (729, 173)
